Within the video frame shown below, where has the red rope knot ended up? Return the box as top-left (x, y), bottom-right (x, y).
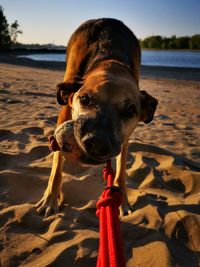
top-left (96, 189), bottom-right (123, 217)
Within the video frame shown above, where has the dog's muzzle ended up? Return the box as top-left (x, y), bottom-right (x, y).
top-left (74, 116), bottom-right (121, 164)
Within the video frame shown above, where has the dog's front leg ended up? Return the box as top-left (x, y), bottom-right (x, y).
top-left (114, 141), bottom-right (133, 216)
top-left (36, 106), bottom-right (71, 217)
top-left (36, 151), bottom-right (64, 217)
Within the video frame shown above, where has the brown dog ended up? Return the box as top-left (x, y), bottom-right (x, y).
top-left (36, 18), bottom-right (158, 217)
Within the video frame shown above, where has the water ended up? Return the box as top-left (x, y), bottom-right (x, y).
top-left (20, 50), bottom-right (200, 68)
top-left (20, 53), bottom-right (66, 63)
top-left (142, 50), bottom-right (200, 68)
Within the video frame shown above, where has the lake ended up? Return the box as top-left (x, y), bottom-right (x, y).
top-left (20, 50), bottom-right (200, 69)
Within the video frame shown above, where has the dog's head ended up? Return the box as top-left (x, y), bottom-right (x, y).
top-left (57, 68), bottom-right (158, 165)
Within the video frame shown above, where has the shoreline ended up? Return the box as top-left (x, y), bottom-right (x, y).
top-left (0, 52), bottom-right (200, 81)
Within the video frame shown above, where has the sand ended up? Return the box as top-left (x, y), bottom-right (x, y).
top-left (0, 62), bottom-right (200, 267)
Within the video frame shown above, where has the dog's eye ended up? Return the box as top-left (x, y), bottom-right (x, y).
top-left (122, 104), bottom-right (137, 118)
top-left (80, 94), bottom-right (91, 106)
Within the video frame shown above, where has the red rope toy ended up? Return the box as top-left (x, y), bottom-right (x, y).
top-left (96, 160), bottom-right (126, 267)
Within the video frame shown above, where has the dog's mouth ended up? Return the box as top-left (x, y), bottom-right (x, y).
top-left (74, 132), bottom-right (120, 166)
top-left (61, 116), bottom-right (121, 166)
top-left (51, 117), bottom-right (121, 166)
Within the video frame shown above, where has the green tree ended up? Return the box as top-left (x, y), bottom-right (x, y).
top-left (10, 20), bottom-right (22, 45)
top-left (141, 36), bottom-right (164, 49)
top-left (161, 37), bottom-right (170, 49)
top-left (141, 34), bottom-right (200, 50)
top-left (176, 36), bottom-right (190, 49)
top-left (189, 35), bottom-right (200, 49)
top-left (149, 35), bottom-right (163, 49)
top-left (168, 35), bottom-right (177, 49)
top-left (0, 6), bottom-right (11, 49)
top-left (140, 37), bottom-right (150, 48)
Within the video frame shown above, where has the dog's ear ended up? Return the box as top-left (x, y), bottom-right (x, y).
top-left (140, 90), bottom-right (158, 123)
top-left (56, 79), bottom-right (83, 105)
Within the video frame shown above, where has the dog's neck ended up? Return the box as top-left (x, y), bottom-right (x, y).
top-left (84, 59), bottom-right (135, 81)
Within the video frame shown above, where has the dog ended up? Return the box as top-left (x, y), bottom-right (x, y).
top-left (36, 18), bottom-right (158, 217)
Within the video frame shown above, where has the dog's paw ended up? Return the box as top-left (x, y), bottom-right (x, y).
top-left (120, 200), bottom-right (134, 216)
top-left (35, 189), bottom-right (64, 217)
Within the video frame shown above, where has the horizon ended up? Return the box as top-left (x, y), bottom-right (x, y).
top-left (1, 0), bottom-right (200, 46)
top-left (16, 34), bottom-right (200, 47)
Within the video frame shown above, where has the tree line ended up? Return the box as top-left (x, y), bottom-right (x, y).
top-left (140, 35), bottom-right (200, 50)
top-left (0, 6), bottom-right (22, 50)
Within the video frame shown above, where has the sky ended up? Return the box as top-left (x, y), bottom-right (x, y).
top-left (1, 0), bottom-right (200, 45)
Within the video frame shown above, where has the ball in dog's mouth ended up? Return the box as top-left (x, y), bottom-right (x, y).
top-left (49, 120), bottom-right (106, 165)
top-left (48, 120), bottom-right (82, 162)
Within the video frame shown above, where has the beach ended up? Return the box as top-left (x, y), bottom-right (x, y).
top-left (0, 59), bottom-right (200, 267)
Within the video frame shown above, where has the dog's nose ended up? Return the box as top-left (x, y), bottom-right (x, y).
top-left (84, 135), bottom-right (112, 159)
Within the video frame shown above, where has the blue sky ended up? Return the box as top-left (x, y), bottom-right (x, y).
top-left (1, 0), bottom-right (199, 45)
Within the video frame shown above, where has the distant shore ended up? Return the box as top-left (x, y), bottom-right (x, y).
top-left (0, 51), bottom-right (200, 81)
